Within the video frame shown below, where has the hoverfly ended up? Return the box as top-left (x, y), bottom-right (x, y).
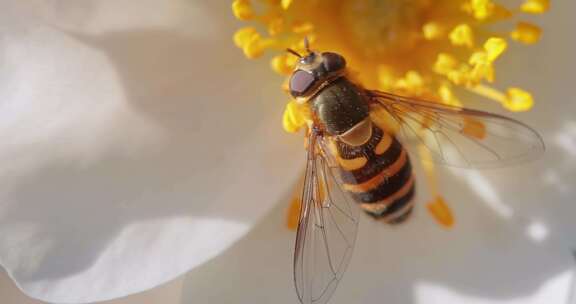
top-left (287, 40), bottom-right (544, 304)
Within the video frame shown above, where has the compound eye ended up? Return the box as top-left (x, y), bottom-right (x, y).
top-left (322, 52), bottom-right (346, 72)
top-left (289, 70), bottom-right (316, 97)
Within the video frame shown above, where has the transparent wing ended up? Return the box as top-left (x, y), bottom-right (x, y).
top-left (368, 90), bottom-right (545, 168)
top-left (294, 132), bottom-right (360, 304)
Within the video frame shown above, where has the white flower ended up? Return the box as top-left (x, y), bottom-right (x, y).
top-left (3, 1), bottom-right (576, 304)
top-left (0, 1), bottom-right (303, 302)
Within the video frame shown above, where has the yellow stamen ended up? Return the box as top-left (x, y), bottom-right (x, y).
top-left (449, 24), bottom-right (475, 48)
top-left (438, 85), bottom-right (462, 107)
top-left (282, 100), bottom-right (310, 133)
top-left (484, 37), bottom-right (507, 61)
top-left (281, 0), bottom-right (293, 10)
top-left (469, 51), bottom-right (494, 83)
top-left (232, 0), bottom-right (544, 118)
top-left (268, 18), bottom-right (285, 36)
top-left (232, 0), bottom-right (544, 231)
top-left (467, 84), bottom-right (534, 111)
top-left (418, 145), bottom-right (455, 228)
top-left (511, 22), bottom-right (542, 44)
top-left (395, 71), bottom-right (425, 94)
top-left (232, 0), bottom-right (254, 21)
top-left (427, 196), bottom-right (455, 228)
top-left (422, 22), bottom-right (445, 40)
top-left (520, 0), bottom-right (550, 14)
top-left (271, 54), bottom-right (296, 75)
top-left (233, 27), bottom-right (277, 59)
top-left (233, 27), bottom-right (258, 48)
top-left (468, 83), bottom-right (506, 102)
top-left (468, 0), bottom-right (495, 20)
top-left (505, 87), bottom-right (534, 111)
top-left (419, 145), bottom-right (439, 196)
top-left (434, 53), bottom-right (458, 75)
top-left (282, 112), bottom-right (298, 133)
top-left (447, 66), bottom-right (471, 86)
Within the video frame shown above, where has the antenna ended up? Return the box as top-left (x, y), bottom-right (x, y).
top-left (286, 48), bottom-right (302, 58)
top-left (304, 36), bottom-right (311, 53)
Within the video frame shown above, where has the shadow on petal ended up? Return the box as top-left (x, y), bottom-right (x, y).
top-left (0, 1), bottom-right (304, 302)
top-left (181, 168), bottom-right (575, 304)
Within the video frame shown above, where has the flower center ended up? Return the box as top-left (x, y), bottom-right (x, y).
top-left (340, 0), bottom-right (428, 59)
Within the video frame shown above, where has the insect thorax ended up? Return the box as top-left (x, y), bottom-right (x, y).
top-left (311, 77), bottom-right (370, 136)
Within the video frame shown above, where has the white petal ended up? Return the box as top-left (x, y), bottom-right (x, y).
top-left (182, 169), bottom-right (576, 304)
top-left (0, 1), bottom-right (303, 303)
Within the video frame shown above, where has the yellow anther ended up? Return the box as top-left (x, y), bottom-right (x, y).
top-left (438, 85), bottom-right (462, 107)
top-left (287, 101), bottom-right (305, 126)
top-left (282, 101), bottom-right (310, 133)
top-left (422, 22), bottom-right (444, 40)
top-left (449, 24), bottom-right (474, 48)
top-left (469, 51), bottom-right (487, 66)
top-left (427, 196), bottom-right (455, 228)
top-left (243, 38), bottom-right (265, 59)
top-left (231, 1), bottom-right (545, 235)
top-left (231, 0), bottom-right (545, 136)
top-left (405, 71), bottom-right (424, 88)
top-left (468, 0), bottom-right (495, 20)
top-left (447, 65), bottom-right (472, 86)
top-left (467, 84), bottom-right (533, 111)
top-left (447, 70), bottom-right (465, 86)
top-left (232, 0), bottom-right (255, 21)
top-left (438, 85), bottom-right (452, 102)
top-left (468, 51), bottom-right (494, 82)
top-left (233, 27), bottom-right (258, 48)
top-left (468, 67), bottom-right (492, 84)
top-left (268, 18), bottom-right (285, 36)
top-left (521, 0), bottom-right (550, 14)
top-left (282, 111), bottom-right (299, 133)
top-left (511, 22), bottom-right (542, 44)
top-left (434, 53), bottom-right (458, 75)
top-left (504, 87), bottom-right (534, 111)
top-left (271, 54), bottom-right (296, 75)
top-left (395, 71), bottom-right (424, 94)
top-left (233, 26), bottom-right (280, 59)
top-left (281, 0), bottom-right (293, 10)
top-left (240, 33), bottom-right (277, 59)
top-left (483, 37), bottom-right (507, 61)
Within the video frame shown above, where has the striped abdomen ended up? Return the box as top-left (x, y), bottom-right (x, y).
top-left (332, 125), bottom-right (415, 224)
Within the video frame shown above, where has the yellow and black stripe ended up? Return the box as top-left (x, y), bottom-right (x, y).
top-left (333, 125), bottom-right (415, 224)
